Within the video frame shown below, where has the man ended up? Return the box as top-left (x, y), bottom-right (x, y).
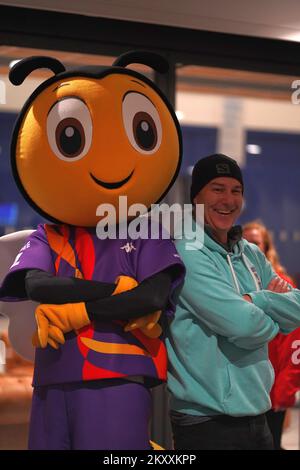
top-left (166, 153), bottom-right (300, 450)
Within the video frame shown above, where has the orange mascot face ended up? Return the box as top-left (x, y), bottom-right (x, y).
top-left (10, 53), bottom-right (182, 226)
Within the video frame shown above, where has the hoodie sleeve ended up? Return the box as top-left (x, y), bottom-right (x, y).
top-left (246, 289), bottom-right (300, 334)
top-left (179, 249), bottom-right (279, 350)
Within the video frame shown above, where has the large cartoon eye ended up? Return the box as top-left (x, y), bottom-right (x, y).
top-left (122, 92), bottom-right (162, 154)
top-left (47, 97), bottom-right (92, 161)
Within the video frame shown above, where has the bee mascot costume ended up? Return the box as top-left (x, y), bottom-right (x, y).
top-left (0, 51), bottom-right (185, 450)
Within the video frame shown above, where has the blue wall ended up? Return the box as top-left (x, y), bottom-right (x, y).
top-left (240, 130), bottom-right (300, 279)
top-left (0, 112), bottom-right (45, 230)
top-left (181, 125), bottom-right (217, 172)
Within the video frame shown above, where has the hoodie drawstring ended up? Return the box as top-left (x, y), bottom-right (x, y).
top-left (226, 252), bottom-right (261, 294)
top-left (226, 254), bottom-right (241, 294)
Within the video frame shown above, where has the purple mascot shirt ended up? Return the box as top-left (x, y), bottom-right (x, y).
top-left (1, 223), bottom-right (184, 387)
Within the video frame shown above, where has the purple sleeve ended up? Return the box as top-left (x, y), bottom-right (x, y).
top-left (136, 237), bottom-right (185, 318)
top-left (0, 224), bottom-right (55, 301)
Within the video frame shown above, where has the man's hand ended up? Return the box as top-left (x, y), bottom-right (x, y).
top-left (243, 276), bottom-right (292, 304)
top-left (267, 277), bottom-right (291, 293)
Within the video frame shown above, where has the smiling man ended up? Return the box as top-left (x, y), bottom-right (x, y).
top-left (166, 153), bottom-right (300, 450)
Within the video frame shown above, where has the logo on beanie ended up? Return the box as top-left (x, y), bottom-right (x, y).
top-left (216, 163), bottom-right (231, 174)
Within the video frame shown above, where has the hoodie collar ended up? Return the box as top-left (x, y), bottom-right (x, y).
top-left (204, 224), bottom-right (243, 253)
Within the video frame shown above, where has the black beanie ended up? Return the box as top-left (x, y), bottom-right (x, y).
top-left (190, 153), bottom-right (244, 203)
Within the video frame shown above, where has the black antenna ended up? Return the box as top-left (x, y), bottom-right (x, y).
top-left (9, 56), bottom-right (65, 85)
top-left (113, 51), bottom-right (169, 74)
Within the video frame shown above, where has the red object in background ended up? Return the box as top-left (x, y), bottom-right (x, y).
top-left (269, 274), bottom-right (300, 409)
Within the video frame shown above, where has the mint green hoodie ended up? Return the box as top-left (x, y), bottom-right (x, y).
top-left (167, 222), bottom-right (300, 417)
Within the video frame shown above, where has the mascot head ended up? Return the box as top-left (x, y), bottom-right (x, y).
top-left (9, 51), bottom-right (182, 227)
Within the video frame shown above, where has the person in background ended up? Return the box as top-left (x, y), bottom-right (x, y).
top-left (243, 221), bottom-right (300, 450)
top-left (167, 153), bottom-right (300, 450)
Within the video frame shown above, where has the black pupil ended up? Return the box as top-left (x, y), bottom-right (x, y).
top-left (134, 113), bottom-right (157, 151)
top-left (56, 118), bottom-right (84, 158)
top-left (60, 126), bottom-right (81, 156)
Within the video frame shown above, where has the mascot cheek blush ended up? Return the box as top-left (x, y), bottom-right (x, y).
top-left (0, 52), bottom-right (185, 450)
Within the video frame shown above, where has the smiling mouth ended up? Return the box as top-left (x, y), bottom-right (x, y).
top-left (214, 209), bottom-right (236, 215)
top-left (90, 170), bottom-right (134, 189)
